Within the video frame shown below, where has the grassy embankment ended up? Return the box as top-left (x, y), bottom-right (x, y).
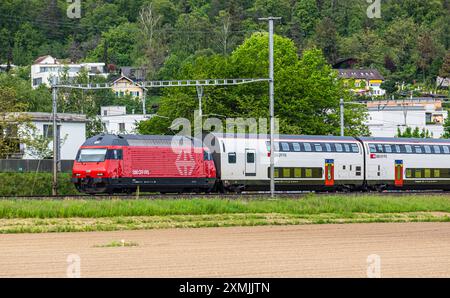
top-left (1, 195), bottom-right (450, 233)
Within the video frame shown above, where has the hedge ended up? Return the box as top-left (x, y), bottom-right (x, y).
top-left (0, 173), bottom-right (79, 196)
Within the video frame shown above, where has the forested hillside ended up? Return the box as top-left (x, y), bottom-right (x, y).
top-left (1, 0), bottom-right (449, 82)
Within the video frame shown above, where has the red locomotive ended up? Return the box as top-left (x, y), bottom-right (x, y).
top-left (72, 134), bottom-right (217, 194)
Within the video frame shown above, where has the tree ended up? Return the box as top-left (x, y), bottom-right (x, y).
top-left (12, 23), bottom-right (43, 66)
top-left (439, 51), bottom-right (450, 79)
top-left (380, 80), bottom-right (398, 97)
top-left (135, 3), bottom-right (167, 79)
top-left (443, 112), bottom-right (450, 139)
top-left (139, 33), bottom-right (369, 137)
top-left (292, 0), bottom-right (319, 41)
top-left (0, 86), bottom-right (29, 158)
top-left (88, 23), bottom-right (139, 67)
top-left (313, 17), bottom-right (339, 64)
top-left (397, 126), bottom-right (432, 138)
top-left (417, 29), bottom-right (438, 82)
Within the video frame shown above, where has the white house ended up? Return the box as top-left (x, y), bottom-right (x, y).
top-left (20, 113), bottom-right (88, 160)
top-left (366, 99), bottom-right (448, 138)
top-left (31, 55), bottom-right (107, 89)
top-left (99, 106), bottom-right (151, 135)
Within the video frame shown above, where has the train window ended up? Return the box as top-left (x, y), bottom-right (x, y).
top-left (283, 168), bottom-right (291, 177)
top-left (344, 144), bottom-right (351, 152)
top-left (394, 145), bottom-right (401, 153)
top-left (305, 168), bottom-right (312, 178)
top-left (228, 153), bottom-right (237, 164)
top-left (406, 169), bottom-right (412, 178)
top-left (325, 143), bottom-right (332, 152)
top-left (444, 146), bottom-right (450, 154)
top-left (281, 142), bottom-right (290, 152)
top-left (294, 168), bottom-right (302, 178)
top-left (377, 144), bottom-right (384, 153)
top-left (247, 152), bottom-right (255, 163)
top-left (351, 144), bottom-right (359, 153)
top-left (424, 146), bottom-right (432, 154)
top-left (274, 169), bottom-right (279, 178)
top-left (425, 169), bottom-right (431, 178)
top-left (369, 144), bottom-right (376, 153)
top-left (314, 144), bottom-right (323, 152)
top-left (433, 146), bottom-right (441, 154)
top-left (415, 170), bottom-right (422, 178)
top-left (274, 143), bottom-right (280, 152)
top-left (405, 145), bottom-right (413, 153)
top-left (434, 169), bottom-right (441, 178)
top-left (384, 145), bottom-right (392, 153)
top-left (304, 143), bottom-right (312, 152)
top-left (106, 149), bottom-right (123, 160)
top-left (292, 143), bottom-right (301, 152)
top-left (336, 143), bottom-right (343, 152)
top-left (78, 149), bottom-right (107, 162)
top-left (414, 146), bottom-right (423, 154)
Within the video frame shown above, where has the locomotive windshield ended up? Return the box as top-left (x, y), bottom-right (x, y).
top-left (77, 149), bottom-right (107, 162)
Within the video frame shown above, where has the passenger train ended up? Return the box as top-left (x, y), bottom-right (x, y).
top-left (72, 133), bottom-right (450, 194)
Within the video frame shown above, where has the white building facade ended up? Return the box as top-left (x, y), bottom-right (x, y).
top-left (99, 106), bottom-right (151, 135)
top-left (21, 113), bottom-right (88, 160)
top-left (366, 99), bottom-right (448, 138)
top-left (31, 55), bottom-right (107, 89)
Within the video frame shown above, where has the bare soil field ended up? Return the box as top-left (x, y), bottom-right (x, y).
top-left (1, 222), bottom-right (450, 278)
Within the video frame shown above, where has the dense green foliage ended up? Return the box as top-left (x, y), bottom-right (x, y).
top-left (138, 34), bottom-right (369, 135)
top-left (1, 0), bottom-right (448, 82)
top-left (0, 173), bottom-right (78, 196)
top-left (0, 0), bottom-right (449, 137)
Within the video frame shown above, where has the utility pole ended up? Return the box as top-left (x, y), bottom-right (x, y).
top-left (259, 16), bottom-right (281, 198)
top-left (196, 85), bottom-right (204, 120)
top-left (340, 98), bottom-right (345, 136)
top-left (142, 82), bottom-right (147, 116)
top-left (52, 82), bottom-right (58, 196)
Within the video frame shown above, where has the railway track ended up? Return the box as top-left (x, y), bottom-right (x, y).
top-left (0, 190), bottom-right (449, 200)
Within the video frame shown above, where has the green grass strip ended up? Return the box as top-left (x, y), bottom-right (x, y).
top-left (2, 194), bottom-right (450, 219)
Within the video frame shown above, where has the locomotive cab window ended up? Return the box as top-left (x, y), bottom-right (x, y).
top-left (228, 153), bottom-right (237, 164)
top-left (77, 149), bottom-right (107, 163)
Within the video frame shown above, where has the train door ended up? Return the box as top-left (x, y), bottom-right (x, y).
top-left (325, 159), bottom-right (335, 186)
top-left (395, 160), bottom-right (404, 187)
top-left (245, 149), bottom-right (256, 176)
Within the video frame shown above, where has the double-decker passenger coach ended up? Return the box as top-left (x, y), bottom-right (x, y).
top-left (359, 137), bottom-right (450, 191)
top-left (207, 133), bottom-right (365, 192)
